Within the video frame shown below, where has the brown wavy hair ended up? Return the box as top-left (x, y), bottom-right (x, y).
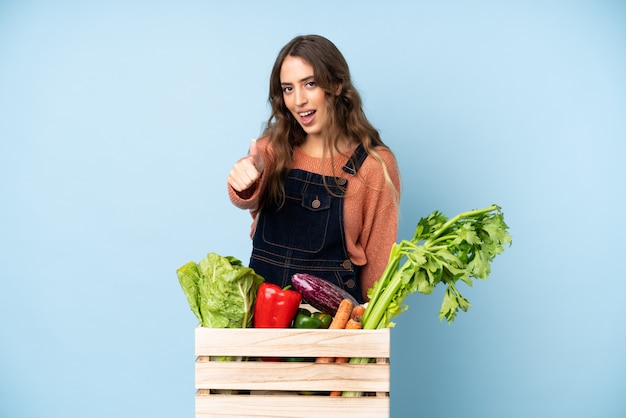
top-left (261, 34), bottom-right (397, 209)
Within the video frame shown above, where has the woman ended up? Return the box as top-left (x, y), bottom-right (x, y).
top-left (227, 35), bottom-right (400, 302)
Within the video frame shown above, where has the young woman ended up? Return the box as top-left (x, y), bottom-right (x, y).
top-left (227, 35), bottom-right (400, 302)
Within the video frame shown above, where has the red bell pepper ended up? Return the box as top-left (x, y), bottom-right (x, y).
top-left (253, 283), bottom-right (302, 328)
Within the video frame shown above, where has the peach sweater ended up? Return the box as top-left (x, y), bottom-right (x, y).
top-left (228, 136), bottom-right (401, 300)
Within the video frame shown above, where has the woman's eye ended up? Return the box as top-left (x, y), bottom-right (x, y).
top-left (305, 81), bottom-right (316, 88)
top-left (282, 86), bottom-right (292, 93)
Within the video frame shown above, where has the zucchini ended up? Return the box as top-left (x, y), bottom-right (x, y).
top-left (291, 273), bottom-right (359, 316)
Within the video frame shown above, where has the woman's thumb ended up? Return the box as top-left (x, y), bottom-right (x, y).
top-left (248, 139), bottom-right (264, 172)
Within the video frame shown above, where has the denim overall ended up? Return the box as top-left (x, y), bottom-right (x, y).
top-left (250, 145), bottom-right (368, 303)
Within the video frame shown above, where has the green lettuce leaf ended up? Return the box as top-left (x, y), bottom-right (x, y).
top-left (177, 261), bottom-right (202, 322)
top-left (177, 252), bottom-right (264, 328)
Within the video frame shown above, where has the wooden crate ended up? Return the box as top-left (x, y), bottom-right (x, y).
top-left (195, 327), bottom-right (390, 418)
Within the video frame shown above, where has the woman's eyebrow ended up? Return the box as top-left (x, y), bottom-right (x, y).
top-left (281, 76), bottom-right (315, 86)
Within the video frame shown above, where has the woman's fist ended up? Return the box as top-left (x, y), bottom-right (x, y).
top-left (227, 139), bottom-right (265, 192)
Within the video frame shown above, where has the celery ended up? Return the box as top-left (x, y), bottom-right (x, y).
top-left (362, 204), bottom-right (512, 329)
top-left (342, 204), bottom-right (511, 397)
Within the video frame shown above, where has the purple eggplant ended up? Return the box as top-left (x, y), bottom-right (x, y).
top-left (291, 273), bottom-right (359, 316)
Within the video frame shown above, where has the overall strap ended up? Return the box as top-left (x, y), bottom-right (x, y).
top-left (342, 144), bottom-right (368, 175)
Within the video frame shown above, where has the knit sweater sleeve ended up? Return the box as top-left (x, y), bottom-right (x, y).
top-left (345, 148), bottom-right (401, 300)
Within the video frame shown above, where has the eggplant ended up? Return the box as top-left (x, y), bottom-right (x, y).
top-left (291, 273), bottom-right (359, 316)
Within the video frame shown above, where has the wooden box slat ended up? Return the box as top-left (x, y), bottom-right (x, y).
top-left (195, 360), bottom-right (389, 392)
top-left (196, 394), bottom-right (389, 418)
top-left (195, 327), bottom-right (390, 358)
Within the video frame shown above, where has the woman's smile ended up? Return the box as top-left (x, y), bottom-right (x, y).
top-left (298, 110), bottom-right (316, 125)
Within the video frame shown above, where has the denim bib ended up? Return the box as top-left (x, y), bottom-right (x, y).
top-left (250, 144), bottom-right (368, 303)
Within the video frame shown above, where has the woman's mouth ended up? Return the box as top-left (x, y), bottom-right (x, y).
top-left (298, 110), bottom-right (316, 125)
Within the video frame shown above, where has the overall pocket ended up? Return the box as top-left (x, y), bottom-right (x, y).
top-left (260, 190), bottom-right (332, 253)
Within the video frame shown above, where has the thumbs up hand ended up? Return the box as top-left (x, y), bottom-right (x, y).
top-left (247, 139), bottom-right (265, 174)
top-left (228, 139), bottom-right (265, 192)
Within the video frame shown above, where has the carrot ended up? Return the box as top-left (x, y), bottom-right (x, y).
top-left (350, 305), bottom-right (365, 322)
top-left (328, 299), bottom-right (354, 329)
top-left (315, 299), bottom-right (354, 364)
top-left (334, 356), bottom-right (350, 365)
top-left (329, 317), bottom-right (363, 379)
top-left (330, 353), bottom-right (352, 396)
top-left (330, 316), bottom-right (364, 396)
top-left (323, 301), bottom-right (367, 396)
top-left (344, 318), bottom-right (363, 329)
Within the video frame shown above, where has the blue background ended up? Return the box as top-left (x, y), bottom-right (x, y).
top-left (1, 1), bottom-right (624, 417)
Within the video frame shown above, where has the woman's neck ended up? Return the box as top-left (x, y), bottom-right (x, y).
top-left (298, 136), bottom-right (356, 158)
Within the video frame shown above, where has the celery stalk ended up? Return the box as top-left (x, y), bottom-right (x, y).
top-left (342, 204), bottom-right (511, 397)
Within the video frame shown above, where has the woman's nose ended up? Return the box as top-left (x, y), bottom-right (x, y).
top-left (294, 88), bottom-right (307, 106)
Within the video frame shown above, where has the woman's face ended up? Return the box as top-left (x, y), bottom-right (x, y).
top-left (280, 55), bottom-right (330, 142)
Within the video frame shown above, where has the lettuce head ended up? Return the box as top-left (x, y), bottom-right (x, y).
top-left (177, 252), bottom-right (264, 328)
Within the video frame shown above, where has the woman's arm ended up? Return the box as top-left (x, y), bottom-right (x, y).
top-left (357, 148), bottom-right (401, 299)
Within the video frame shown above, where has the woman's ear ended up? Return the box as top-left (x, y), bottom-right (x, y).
top-left (334, 82), bottom-right (343, 96)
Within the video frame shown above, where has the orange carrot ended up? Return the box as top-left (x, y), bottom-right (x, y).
top-left (344, 318), bottom-right (363, 329)
top-left (350, 305), bottom-right (365, 322)
top-left (316, 299), bottom-right (354, 364)
top-left (330, 317), bottom-right (363, 376)
top-left (328, 299), bottom-right (354, 329)
top-left (328, 303), bottom-right (363, 396)
top-left (330, 346), bottom-right (353, 396)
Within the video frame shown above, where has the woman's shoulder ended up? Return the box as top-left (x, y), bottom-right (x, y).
top-left (365, 145), bottom-right (398, 169)
top-left (374, 144), bottom-right (396, 159)
top-left (360, 145), bottom-right (401, 188)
